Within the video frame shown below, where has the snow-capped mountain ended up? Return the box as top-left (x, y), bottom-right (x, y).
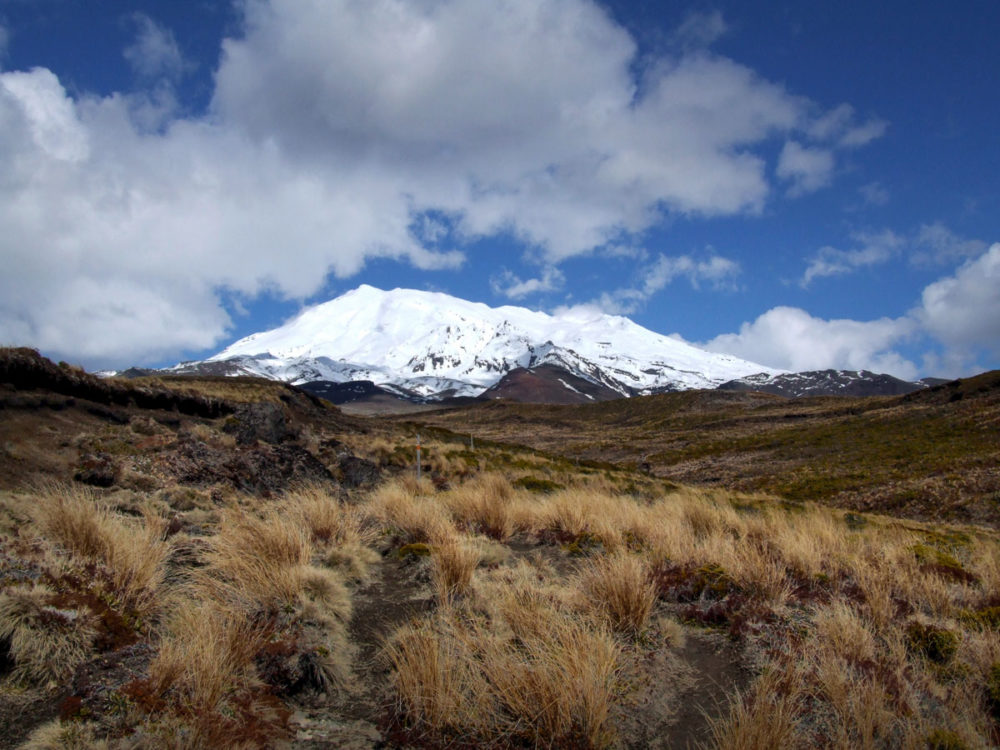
top-left (174, 285), bottom-right (779, 399)
top-left (717, 369), bottom-right (940, 398)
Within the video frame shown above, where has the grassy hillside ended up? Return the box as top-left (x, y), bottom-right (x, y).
top-left (407, 372), bottom-right (1000, 526)
top-left (2, 349), bottom-right (999, 748)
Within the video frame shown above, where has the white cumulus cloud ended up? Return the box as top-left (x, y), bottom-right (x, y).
top-left (911, 222), bottom-right (988, 267)
top-left (708, 243), bottom-right (1000, 379)
top-left (124, 14), bottom-right (190, 81)
top-left (915, 243), bottom-right (1000, 356)
top-left (776, 141), bottom-right (834, 196)
top-left (670, 10), bottom-right (728, 50)
top-left (702, 307), bottom-right (918, 379)
top-left (0, 0), bottom-right (883, 366)
top-left (491, 266), bottom-right (565, 299)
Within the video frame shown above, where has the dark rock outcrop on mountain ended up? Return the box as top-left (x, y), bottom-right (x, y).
top-left (717, 369), bottom-right (933, 398)
top-left (478, 364), bottom-right (624, 404)
top-left (297, 380), bottom-right (395, 405)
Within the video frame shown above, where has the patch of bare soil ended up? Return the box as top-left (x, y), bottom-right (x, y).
top-left (664, 632), bottom-right (746, 749)
top-left (612, 628), bottom-right (746, 750)
top-left (0, 685), bottom-right (68, 750)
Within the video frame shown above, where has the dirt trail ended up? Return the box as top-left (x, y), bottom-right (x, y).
top-left (289, 554), bottom-right (434, 748)
top-left (288, 543), bottom-right (747, 750)
top-left (612, 627), bottom-right (745, 750)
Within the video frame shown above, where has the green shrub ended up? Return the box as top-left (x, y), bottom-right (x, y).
top-left (986, 663), bottom-right (1000, 720)
top-left (926, 728), bottom-right (969, 750)
top-left (397, 543), bottom-right (432, 560)
top-left (512, 476), bottom-right (564, 494)
top-left (906, 622), bottom-right (959, 664)
top-left (957, 606), bottom-right (1000, 630)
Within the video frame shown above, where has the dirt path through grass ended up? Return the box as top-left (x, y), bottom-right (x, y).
top-left (289, 553), bottom-right (434, 748)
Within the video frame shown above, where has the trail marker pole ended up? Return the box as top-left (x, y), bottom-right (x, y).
top-left (470, 433), bottom-right (474, 451)
top-left (416, 433), bottom-right (422, 482)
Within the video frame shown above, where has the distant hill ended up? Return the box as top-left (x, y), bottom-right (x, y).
top-left (404, 370), bottom-right (1000, 526)
top-left (717, 369), bottom-right (942, 397)
top-left (478, 364), bottom-right (623, 404)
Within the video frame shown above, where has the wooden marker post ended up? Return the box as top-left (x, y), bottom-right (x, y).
top-left (416, 433), bottom-right (422, 482)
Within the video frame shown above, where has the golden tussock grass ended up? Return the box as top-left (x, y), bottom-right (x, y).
top-left (708, 669), bottom-right (801, 750)
top-left (383, 616), bottom-right (496, 736)
top-left (195, 503), bottom-right (354, 639)
top-left (366, 479), bottom-right (454, 543)
top-left (140, 491), bottom-right (362, 745)
top-left (30, 485), bottom-right (169, 618)
top-left (148, 602), bottom-right (267, 716)
top-left (284, 486), bottom-right (381, 583)
top-left (197, 505), bottom-right (311, 608)
top-left (429, 535), bottom-right (481, 603)
top-left (382, 548), bottom-right (626, 747)
top-left (384, 600), bottom-right (622, 747)
top-left (285, 486), bottom-right (373, 548)
top-left (0, 584), bottom-right (98, 683)
top-left (576, 552), bottom-right (657, 635)
top-left (12, 447), bottom-right (1000, 749)
top-left (19, 720), bottom-right (109, 750)
top-left (478, 615), bottom-right (621, 749)
top-left (182, 421), bottom-right (237, 449)
top-left (534, 488), bottom-right (644, 552)
top-left (474, 558), bottom-right (576, 641)
top-left (440, 472), bottom-right (516, 541)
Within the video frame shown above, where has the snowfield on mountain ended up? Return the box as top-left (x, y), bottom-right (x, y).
top-left (197, 285), bottom-right (779, 398)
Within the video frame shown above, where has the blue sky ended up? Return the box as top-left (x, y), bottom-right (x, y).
top-left (1, 0), bottom-right (997, 378)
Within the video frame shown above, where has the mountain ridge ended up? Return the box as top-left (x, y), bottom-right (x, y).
top-left (181, 285), bottom-right (781, 398)
top-left (105, 286), bottom-right (942, 402)
top-left (717, 369), bottom-right (945, 398)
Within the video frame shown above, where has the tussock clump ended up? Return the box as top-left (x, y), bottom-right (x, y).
top-left (198, 506), bottom-right (311, 607)
top-left (476, 558), bottom-right (574, 641)
top-left (19, 720), bottom-right (109, 750)
top-left (812, 601), bottom-right (878, 665)
top-left (727, 541), bottom-right (792, 604)
top-left (285, 486), bottom-right (380, 583)
top-left (324, 542), bottom-right (381, 584)
top-left (285, 486), bottom-right (374, 549)
top-left (397, 473), bottom-right (435, 496)
top-left (0, 584), bottom-right (98, 683)
top-left (537, 489), bottom-right (640, 552)
top-left (143, 602), bottom-right (292, 747)
top-left (31, 485), bottom-right (169, 618)
top-left (298, 565), bottom-right (353, 628)
top-left (384, 604), bottom-right (621, 748)
top-left (430, 535), bottom-right (480, 602)
top-left (482, 616), bottom-right (621, 748)
top-left (367, 480), bottom-right (454, 543)
top-left (441, 473), bottom-right (516, 540)
top-left (148, 602), bottom-right (266, 714)
top-left (384, 617), bottom-right (495, 736)
top-left (708, 669), bottom-right (801, 750)
top-left (577, 552), bottom-right (657, 635)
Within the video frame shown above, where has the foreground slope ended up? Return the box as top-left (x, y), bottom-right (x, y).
top-left (3, 350), bottom-right (1000, 749)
